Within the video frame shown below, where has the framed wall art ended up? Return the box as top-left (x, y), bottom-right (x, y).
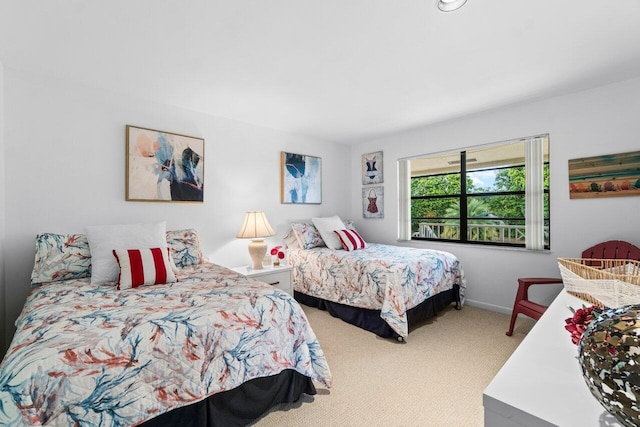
top-left (363, 186), bottom-right (384, 218)
top-left (362, 151), bottom-right (383, 185)
top-left (281, 151), bottom-right (322, 204)
top-left (126, 125), bottom-right (204, 202)
top-left (568, 150), bottom-right (640, 199)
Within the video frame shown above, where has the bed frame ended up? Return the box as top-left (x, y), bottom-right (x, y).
top-left (295, 285), bottom-right (461, 342)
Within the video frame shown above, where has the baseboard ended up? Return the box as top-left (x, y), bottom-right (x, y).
top-left (464, 298), bottom-right (512, 315)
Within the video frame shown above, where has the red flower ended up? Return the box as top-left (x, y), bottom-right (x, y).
top-left (564, 305), bottom-right (602, 345)
top-left (270, 246), bottom-right (285, 258)
top-left (270, 245), bottom-right (282, 256)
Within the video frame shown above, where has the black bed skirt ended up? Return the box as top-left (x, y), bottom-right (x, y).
top-left (140, 369), bottom-right (316, 427)
top-left (295, 284), bottom-right (461, 339)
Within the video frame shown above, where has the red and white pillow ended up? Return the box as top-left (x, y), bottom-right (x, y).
top-left (112, 247), bottom-right (177, 290)
top-left (333, 229), bottom-right (367, 251)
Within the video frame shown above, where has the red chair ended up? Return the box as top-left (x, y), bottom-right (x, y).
top-left (506, 240), bottom-right (640, 336)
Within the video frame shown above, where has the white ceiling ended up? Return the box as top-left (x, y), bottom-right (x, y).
top-left (2, 1), bottom-right (640, 145)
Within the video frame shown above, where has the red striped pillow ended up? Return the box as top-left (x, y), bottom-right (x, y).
top-left (112, 248), bottom-right (177, 290)
top-left (333, 229), bottom-right (367, 251)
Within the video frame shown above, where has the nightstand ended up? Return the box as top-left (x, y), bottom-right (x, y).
top-left (230, 264), bottom-right (293, 296)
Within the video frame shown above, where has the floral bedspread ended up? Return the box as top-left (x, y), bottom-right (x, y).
top-left (289, 243), bottom-right (466, 338)
top-left (0, 262), bottom-right (332, 426)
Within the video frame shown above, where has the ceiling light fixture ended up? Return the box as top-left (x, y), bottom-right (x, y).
top-left (436, 0), bottom-right (467, 12)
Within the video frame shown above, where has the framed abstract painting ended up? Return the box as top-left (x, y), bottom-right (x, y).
top-left (362, 151), bottom-right (383, 185)
top-left (280, 151), bottom-right (322, 204)
top-left (126, 125), bottom-right (204, 202)
top-left (363, 186), bottom-right (384, 218)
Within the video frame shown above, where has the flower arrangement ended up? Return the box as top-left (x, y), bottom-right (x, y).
top-left (564, 304), bottom-right (603, 345)
top-left (270, 246), bottom-right (285, 266)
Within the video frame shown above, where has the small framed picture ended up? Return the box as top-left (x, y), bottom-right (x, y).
top-left (363, 186), bottom-right (384, 218)
top-left (126, 125), bottom-right (204, 202)
top-left (362, 151), bottom-right (383, 185)
top-left (281, 151), bottom-right (322, 204)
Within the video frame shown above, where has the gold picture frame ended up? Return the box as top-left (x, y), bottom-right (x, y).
top-left (280, 151), bottom-right (322, 204)
top-left (126, 125), bottom-right (204, 203)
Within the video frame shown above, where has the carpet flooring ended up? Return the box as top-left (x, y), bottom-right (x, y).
top-left (253, 303), bottom-right (534, 427)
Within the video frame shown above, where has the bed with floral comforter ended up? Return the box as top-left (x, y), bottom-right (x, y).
top-left (0, 262), bottom-right (332, 426)
top-left (289, 243), bottom-right (466, 339)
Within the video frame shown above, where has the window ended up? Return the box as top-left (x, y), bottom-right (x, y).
top-left (398, 135), bottom-right (550, 250)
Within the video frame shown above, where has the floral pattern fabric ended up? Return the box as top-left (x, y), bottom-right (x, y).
top-left (166, 228), bottom-right (203, 267)
top-left (289, 220), bottom-right (357, 250)
top-left (30, 229), bottom-right (204, 287)
top-left (30, 233), bottom-right (92, 285)
top-left (0, 262), bottom-right (332, 426)
top-left (291, 223), bottom-right (326, 249)
top-left (288, 243), bottom-right (466, 338)
top-left (283, 228), bottom-right (300, 250)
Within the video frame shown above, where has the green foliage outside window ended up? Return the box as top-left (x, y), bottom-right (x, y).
top-left (410, 164), bottom-right (549, 243)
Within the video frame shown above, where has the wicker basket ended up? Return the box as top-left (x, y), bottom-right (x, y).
top-left (557, 258), bottom-right (640, 308)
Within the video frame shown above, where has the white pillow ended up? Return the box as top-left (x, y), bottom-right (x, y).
top-left (312, 216), bottom-right (346, 250)
top-left (85, 221), bottom-right (168, 285)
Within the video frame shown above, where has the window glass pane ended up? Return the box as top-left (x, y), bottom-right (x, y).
top-left (544, 163), bottom-right (550, 190)
top-left (411, 191), bottom-right (460, 240)
top-left (412, 219), bottom-right (460, 240)
top-left (411, 197), bottom-right (459, 220)
top-left (466, 142), bottom-right (525, 193)
top-left (411, 173), bottom-right (461, 196)
top-left (411, 152), bottom-right (461, 177)
top-left (471, 194), bottom-right (526, 220)
top-left (544, 193), bottom-right (550, 219)
top-left (466, 219), bottom-right (527, 244)
top-left (544, 219), bottom-right (550, 248)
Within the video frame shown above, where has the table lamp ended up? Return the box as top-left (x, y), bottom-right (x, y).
top-left (236, 211), bottom-right (276, 270)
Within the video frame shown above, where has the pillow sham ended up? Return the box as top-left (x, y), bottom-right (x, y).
top-left (312, 216), bottom-right (346, 250)
top-left (166, 228), bottom-right (203, 268)
top-left (291, 222), bottom-right (326, 250)
top-left (30, 233), bottom-right (92, 285)
top-left (113, 247), bottom-right (177, 290)
top-left (283, 228), bottom-right (301, 250)
top-left (334, 229), bottom-right (367, 251)
top-left (86, 221), bottom-right (168, 285)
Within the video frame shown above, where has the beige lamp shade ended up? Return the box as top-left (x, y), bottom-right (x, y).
top-left (237, 211), bottom-right (276, 270)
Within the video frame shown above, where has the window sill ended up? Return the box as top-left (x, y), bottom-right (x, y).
top-left (399, 238), bottom-right (552, 254)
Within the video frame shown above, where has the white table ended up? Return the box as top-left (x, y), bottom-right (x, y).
top-left (229, 264), bottom-right (293, 296)
top-left (483, 290), bottom-right (623, 426)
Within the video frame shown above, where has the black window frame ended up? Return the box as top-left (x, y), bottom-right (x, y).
top-left (410, 150), bottom-right (550, 249)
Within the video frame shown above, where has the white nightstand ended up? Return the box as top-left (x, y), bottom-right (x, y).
top-left (230, 264), bottom-right (293, 296)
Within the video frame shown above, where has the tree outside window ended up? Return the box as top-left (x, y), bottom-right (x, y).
top-left (407, 136), bottom-right (550, 249)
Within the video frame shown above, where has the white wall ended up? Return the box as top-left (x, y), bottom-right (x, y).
top-left (351, 77), bottom-right (640, 314)
top-left (0, 62), bottom-right (6, 353)
top-left (4, 68), bottom-right (639, 353)
top-left (1, 67), bottom-right (350, 352)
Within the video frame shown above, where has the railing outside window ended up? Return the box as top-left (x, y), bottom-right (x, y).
top-left (414, 222), bottom-right (549, 245)
top-left (404, 135), bottom-right (550, 250)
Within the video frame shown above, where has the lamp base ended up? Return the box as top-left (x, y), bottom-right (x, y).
top-left (248, 239), bottom-right (267, 270)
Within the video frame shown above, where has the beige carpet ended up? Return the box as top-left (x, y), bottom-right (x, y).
top-left (253, 304), bottom-right (534, 427)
